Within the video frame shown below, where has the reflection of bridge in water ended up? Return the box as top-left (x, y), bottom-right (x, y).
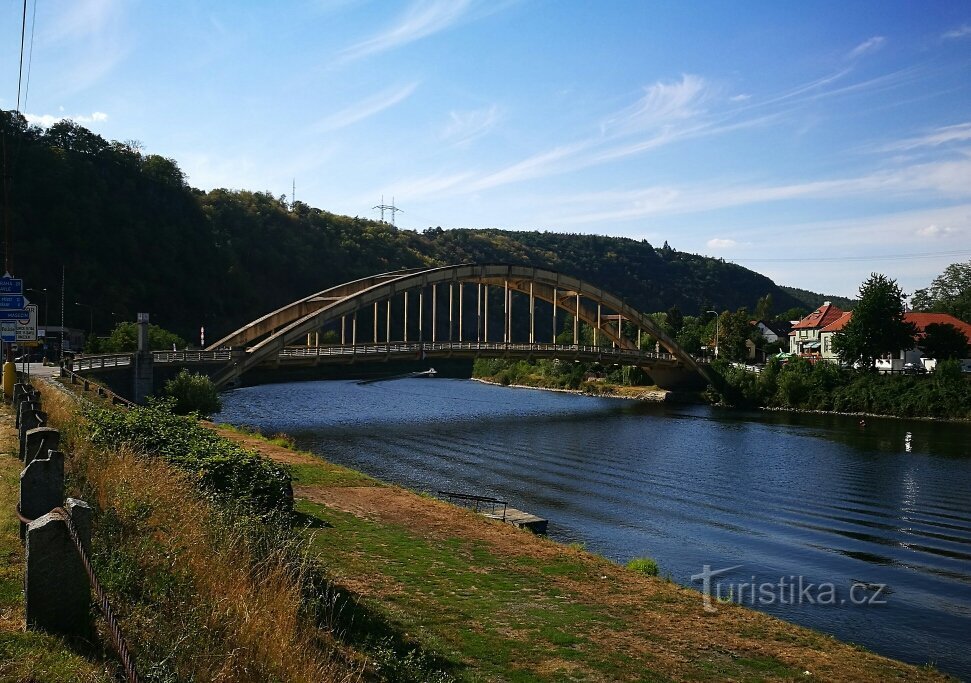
top-left (72, 264), bottom-right (714, 391)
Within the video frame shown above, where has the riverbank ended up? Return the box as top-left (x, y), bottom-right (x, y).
top-left (212, 424), bottom-right (946, 681)
top-left (473, 376), bottom-right (672, 402)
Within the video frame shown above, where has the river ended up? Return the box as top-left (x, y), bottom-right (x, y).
top-left (216, 378), bottom-right (971, 679)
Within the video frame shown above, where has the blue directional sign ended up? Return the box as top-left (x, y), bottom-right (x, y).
top-left (0, 278), bottom-right (23, 294)
top-left (0, 294), bottom-right (25, 309)
top-left (0, 310), bottom-right (30, 321)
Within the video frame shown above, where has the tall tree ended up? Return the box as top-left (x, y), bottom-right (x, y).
top-left (755, 293), bottom-right (773, 321)
top-left (911, 260), bottom-right (971, 323)
top-left (833, 274), bottom-right (917, 368)
top-left (920, 323), bottom-right (969, 361)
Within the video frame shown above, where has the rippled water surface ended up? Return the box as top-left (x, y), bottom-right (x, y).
top-left (217, 378), bottom-right (971, 679)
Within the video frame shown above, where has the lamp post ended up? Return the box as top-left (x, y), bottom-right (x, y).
top-left (706, 310), bottom-right (720, 358)
top-left (74, 301), bottom-right (94, 336)
top-left (27, 287), bottom-right (48, 361)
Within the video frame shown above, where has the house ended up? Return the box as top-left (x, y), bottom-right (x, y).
top-left (745, 320), bottom-right (793, 362)
top-left (817, 311), bottom-right (971, 371)
top-left (788, 302), bottom-right (845, 357)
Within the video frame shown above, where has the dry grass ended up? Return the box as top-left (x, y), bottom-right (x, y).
top-left (36, 381), bottom-right (359, 683)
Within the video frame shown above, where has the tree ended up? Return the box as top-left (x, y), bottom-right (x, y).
top-left (920, 322), bottom-right (969, 361)
top-left (755, 293), bottom-right (773, 321)
top-left (101, 322), bottom-right (188, 352)
top-left (716, 308), bottom-right (757, 362)
top-left (833, 274), bottom-right (917, 368)
top-left (164, 369), bottom-right (222, 416)
top-left (911, 260), bottom-right (971, 323)
top-left (666, 305), bottom-right (684, 334)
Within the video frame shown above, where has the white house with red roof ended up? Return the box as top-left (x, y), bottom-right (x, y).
top-left (788, 302), bottom-right (845, 356)
top-left (818, 311), bottom-right (971, 372)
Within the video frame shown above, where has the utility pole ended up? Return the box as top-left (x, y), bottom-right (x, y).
top-left (372, 195), bottom-right (403, 226)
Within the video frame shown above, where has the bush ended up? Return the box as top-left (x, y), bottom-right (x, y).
top-left (83, 400), bottom-right (293, 512)
top-left (626, 557), bottom-right (659, 577)
top-left (164, 369), bottom-right (222, 416)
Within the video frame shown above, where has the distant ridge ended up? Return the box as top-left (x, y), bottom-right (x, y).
top-left (780, 285), bottom-right (857, 312)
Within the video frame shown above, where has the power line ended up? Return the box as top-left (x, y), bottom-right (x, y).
top-left (22, 0), bottom-right (37, 112)
top-left (16, 0), bottom-right (28, 112)
top-left (731, 249), bottom-right (971, 264)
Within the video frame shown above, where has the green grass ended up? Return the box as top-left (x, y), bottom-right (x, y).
top-left (289, 461), bottom-right (379, 488)
top-left (297, 499), bottom-right (658, 680)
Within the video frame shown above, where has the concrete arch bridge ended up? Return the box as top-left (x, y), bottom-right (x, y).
top-left (72, 264), bottom-right (713, 393)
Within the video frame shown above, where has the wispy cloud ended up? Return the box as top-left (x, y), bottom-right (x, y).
top-left (40, 0), bottom-right (131, 95)
top-left (916, 224), bottom-right (959, 238)
top-left (942, 24), bottom-right (971, 40)
top-left (601, 74), bottom-right (708, 135)
top-left (312, 83), bottom-right (419, 133)
top-left (24, 111), bottom-right (109, 127)
top-left (441, 105), bottom-right (501, 147)
top-left (879, 121), bottom-right (971, 151)
top-left (707, 238), bottom-right (737, 249)
top-left (847, 36), bottom-right (885, 60)
top-left (338, 0), bottom-right (497, 63)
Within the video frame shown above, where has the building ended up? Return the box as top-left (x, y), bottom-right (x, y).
top-left (788, 302), bottom-right (845, 357)
top-left (818, 311), bottom-right (971, 371)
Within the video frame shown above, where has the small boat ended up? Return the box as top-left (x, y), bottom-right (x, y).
top-left (414, 368), bottom-right (437, 378)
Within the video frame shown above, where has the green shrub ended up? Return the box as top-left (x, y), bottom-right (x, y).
top-left (626, 557), bottom-right (659, 577)
top-left (164, 369), bottom-right (222, 416)
top-left (83, 400), bottom-right (292, 512)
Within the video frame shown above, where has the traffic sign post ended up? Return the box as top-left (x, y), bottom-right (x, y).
top-left (0, 277), bottom-right (23, 294)
top-left (16, 304), bottom-right (38, 342)
top-left (0, 294), bottom-right (25, 309)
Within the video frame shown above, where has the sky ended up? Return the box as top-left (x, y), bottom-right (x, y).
top-left (3, 0), bottom-right (971, 298)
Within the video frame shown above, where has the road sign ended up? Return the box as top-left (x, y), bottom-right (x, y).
top-left (0, 278), bottom-right (23, 294)
top-left (0, 321), bottom-right (14, 343)
top-left (0, 310), bottom-right (30, 321)
top-left (16, 304), bottom-right (37, 342)
top-left (0, 294), bottom-right (25, 309)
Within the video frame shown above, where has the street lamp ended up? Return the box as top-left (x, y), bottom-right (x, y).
top-left (706, 310), bottom-right (720, 358)
top-left (26, 288), bottom-right (48, 361)
top-left (75, 301), bottom-right (94, 336)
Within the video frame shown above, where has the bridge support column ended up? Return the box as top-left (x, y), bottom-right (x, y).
top-left (529, 282), bottom-right (534, 344)
top-left (403, 292), bottom-right (408, 342)
top-left (574, 293), bottom-right (580, 345)
top-left (133, 313), bottom-right (154, 405)
top-left (552, 287), bottom-right (557, 343)
top-left (458, 284), bottom-right (463, 342)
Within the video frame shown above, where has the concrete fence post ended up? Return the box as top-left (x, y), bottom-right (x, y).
top-left (25, 499), bottom-right (93, 636)
top-left (23, 428), bottom-right (60, 466)
top-left (19, 449), bottom-right (65, 542)
top-left (18, 408), bottom-right (46, 462)
top-left (16, 399), bottom-right (40, 429)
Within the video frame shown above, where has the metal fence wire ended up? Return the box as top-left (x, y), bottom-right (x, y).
top-left (56, 507), bottom-right (141, 683)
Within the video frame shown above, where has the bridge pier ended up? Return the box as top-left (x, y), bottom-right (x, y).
top-left (132, 313), bottom-right (154, 405)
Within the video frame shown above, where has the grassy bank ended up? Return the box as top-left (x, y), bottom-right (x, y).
top-left (218, 426), bottom-right (948, 682)
top-left (472, 358), bottom-right (670, 401)
top-left (10, 376), bottom-right (950, 681)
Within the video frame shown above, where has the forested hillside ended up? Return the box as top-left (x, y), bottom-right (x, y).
top-left (2, 110), bottom-right (807, 340)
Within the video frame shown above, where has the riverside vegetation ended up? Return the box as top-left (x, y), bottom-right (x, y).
top-left (0, 376), bottom-right (949, 680)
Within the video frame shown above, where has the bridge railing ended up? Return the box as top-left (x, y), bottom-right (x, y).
top-left (152, 350), bottom-right (232, 364)
top-left (70, 353), bottom-right (134, 371)
top-left (278, 341), bottom-right (679, 363)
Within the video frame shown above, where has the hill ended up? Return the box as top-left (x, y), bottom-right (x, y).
top-left (2, 110), bottom-right (806, 340)
top-left (781, 285), bottom-right (857, 312)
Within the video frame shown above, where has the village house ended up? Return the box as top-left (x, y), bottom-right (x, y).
top-left (817, 311), bottom-right (971, 372)
top-left (788, 302), bottom-right (845, 357)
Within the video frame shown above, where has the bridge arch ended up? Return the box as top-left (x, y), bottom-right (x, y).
top-left (209, 264), bottom-right (711, 388)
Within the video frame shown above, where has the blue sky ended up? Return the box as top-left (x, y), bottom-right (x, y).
top-left (3, 1), bottom-right (971, 297)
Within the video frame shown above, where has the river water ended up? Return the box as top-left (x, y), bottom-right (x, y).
top-left (216, 378), bottom-right (971, 679)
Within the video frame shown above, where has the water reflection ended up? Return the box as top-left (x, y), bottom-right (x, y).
top-left (217, 379), bottom-right (971, 679)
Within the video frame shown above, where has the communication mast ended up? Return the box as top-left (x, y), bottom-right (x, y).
top-left (372, 195), bottom-right (403, 226)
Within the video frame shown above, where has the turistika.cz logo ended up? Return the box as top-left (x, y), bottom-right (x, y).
top-left (690, 564), bottom-right (890, 613)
